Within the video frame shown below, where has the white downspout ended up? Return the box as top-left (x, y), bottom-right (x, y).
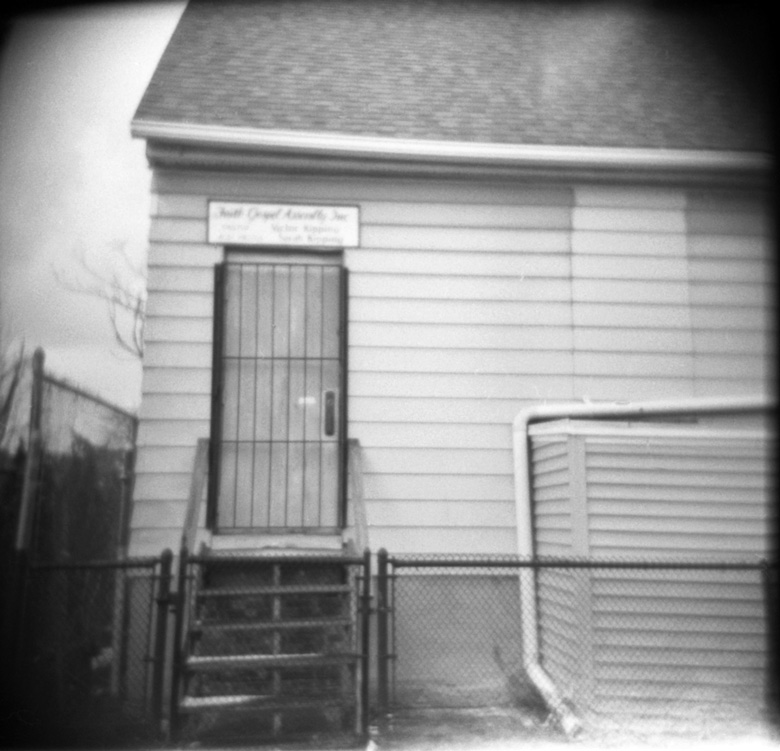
top-left (512, 394), bottom-right (774, 738)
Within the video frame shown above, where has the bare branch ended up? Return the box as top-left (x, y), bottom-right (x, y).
top-left (54, 244), bottom-right (147, 359)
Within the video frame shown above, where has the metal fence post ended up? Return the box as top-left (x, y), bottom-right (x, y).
top-left (168, 546), bottom-right (189, 741)
top-left (360, 547), bottom-right (372, 738)
top-left (152, 549), bottom-right (173, 733)
top-left (376, 548), bottom-right (389, 715)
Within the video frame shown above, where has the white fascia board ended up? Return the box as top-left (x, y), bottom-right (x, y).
top-left (130, 119), bottom-right (771, 175)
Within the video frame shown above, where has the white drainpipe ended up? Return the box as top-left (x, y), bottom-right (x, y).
top-left (512, 394), bottom-right (774, 738)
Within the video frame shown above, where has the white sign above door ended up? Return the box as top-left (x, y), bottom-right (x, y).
top-left (208, 201), bottom-right (359, 248)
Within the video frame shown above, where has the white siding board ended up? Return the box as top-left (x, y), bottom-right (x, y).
top-left (350, 422), bottom-right (512, 450)
top-left (572, 255), bottom-right (688, 280)
top-left (363, 447), bottom-right (512, 475)
top-left (360, 226), bottom-right (570, 252)
top-left (131, 499), bottom-right (186, 528)
top-left (368, 527), bottom-right (517, 555)
top-left (146, 266), bottom-right (214, 292)
top-left (574, 352), bottom-right (693, 378)
top-left (149, 217), bottom-right (207, 243)
top-left (688, 258), bottom-right (771, 283)
top-left (135, 445), bottom-right (197, 474)
top-left (574, 377), bottom-right (695, 401)
top-left (575, 187), bottom-right (686, 210)
top-left (351, 347), bottom-right (573, 374)
top-left (694, 330), bottom-right (771, 354)
top-left (349, 396), bottom-right (551, 424)
top-left (693, 353), bottom-right (770, 380)
top-left (573, 304), bottom-right (691, 328)
top-left (133, 472), bottom-right (190, 501)
top-left (351, 298), bottom-right (573, 325)
top-left (350, 322), bottom-right (573, 350)
top-left (573, 207), bottom-right (686, 233)
top-left (143, 342), bottom-right (212, 368)
top-left (688, 282), bottom-right (771, 308)
top-left (360, 202), bottom-right (572, 228)
top-left (142, 368), bottom-right (212, 394)
top-left (136, 419), bottom-right (210, 447)
top-left (366, 500), bottom-right (515, 527)
top-left (151, 193), bottom-right (208, 218)
top-left (148, 243), bottom-right (222, 266)
top-left (139, 393), bottom-right (211, 421)
top-left (145, 292), bottom-right (214, 318)
top-left (687, 235), bottom-right (769, 259)
top-left (145, 317), bottom-right (213, 343)
top-left (351, 274), bottom-right (570, 301)
top-left (572, 232), bottom-right (687, 257)
top-left (574, 328), bottom-right (693, 352)
top-left (689, 306), bottom-right (770, 330)
top-left (345, 249), bottom-right (571, 276)
top-left (349, 372), bottom-right (574, 400)
top-left (573, 279), bottom-right (690, 304)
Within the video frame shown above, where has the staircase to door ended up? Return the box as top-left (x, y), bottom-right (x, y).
top-left (171, 549), bottom-right (370, 745)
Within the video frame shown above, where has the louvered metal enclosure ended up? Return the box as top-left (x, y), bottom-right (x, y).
top-left (528, 418), bottom-right (773, 735)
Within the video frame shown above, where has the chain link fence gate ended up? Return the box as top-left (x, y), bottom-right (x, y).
top-left (377, 552), bottom-right (774, 744)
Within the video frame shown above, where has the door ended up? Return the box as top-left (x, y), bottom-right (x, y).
top-left (211, 260), bottom-right (346, 533)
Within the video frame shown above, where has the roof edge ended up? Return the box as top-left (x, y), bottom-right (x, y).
top-left (131, 119), bottom-right (772, 176)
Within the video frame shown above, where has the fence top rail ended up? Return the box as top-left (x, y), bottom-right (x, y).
top-left (29, 555), bottom-right (163, 571)
top-left (42, 371), bottom-right (139, 423)
top-left (187, 553), bottom-right (368, 566)
top-left (388, 556), bottom-right (772, 571)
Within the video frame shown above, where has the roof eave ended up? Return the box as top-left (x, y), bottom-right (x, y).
top-left (131, 119), bottom-right (773, 185)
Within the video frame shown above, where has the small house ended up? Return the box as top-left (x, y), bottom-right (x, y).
top-left (128, 0), bottom-right (774, 738)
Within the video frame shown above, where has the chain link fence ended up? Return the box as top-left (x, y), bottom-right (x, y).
top-left (9, 556), bottom-right (171, 747)
top-left (1, 349), bottom-right (174, 747)
top-left (30, 370), bottom-right (137, 564)
top-left (379, 554), bottom-right (773, 743)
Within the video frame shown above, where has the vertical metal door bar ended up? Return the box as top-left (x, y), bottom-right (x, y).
top-left (318, 265), bottom-right (325, 527)
top-left (339, 267), bottom-right (348, 528)
top-left (285, 265), bottom-right (292, 526)
top-left (301, 267), bottom-right (309, 527)
top-left (250, 267), bottom-right (260, 528)
top-left (267, 268), bottom-right (276, 528)
top-left (232, 266), bottom-right (243, 527)
top-left (207, 263), bottom-right (224, 530)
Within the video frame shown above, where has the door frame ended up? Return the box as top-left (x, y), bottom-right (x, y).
top-left (206, 248), bottom-right (348, 533)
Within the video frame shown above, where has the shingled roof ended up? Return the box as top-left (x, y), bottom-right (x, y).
top-left (134, 0), bottom-right (771, 153)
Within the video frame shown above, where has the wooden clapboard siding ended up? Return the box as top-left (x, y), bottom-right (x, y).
top-left (131, 167), bottom-right (773, 560)
top-left (571, 187), bottom-right (695, 403)
top-left (687, 191), bottom-right (774, 396)
top-left (345, 179), bottom-right (574, 553)
top-left (130, 183), bottom-right (218, 556)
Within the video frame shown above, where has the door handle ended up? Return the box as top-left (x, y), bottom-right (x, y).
top-left (323, 390), bottom-right (336, 437)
